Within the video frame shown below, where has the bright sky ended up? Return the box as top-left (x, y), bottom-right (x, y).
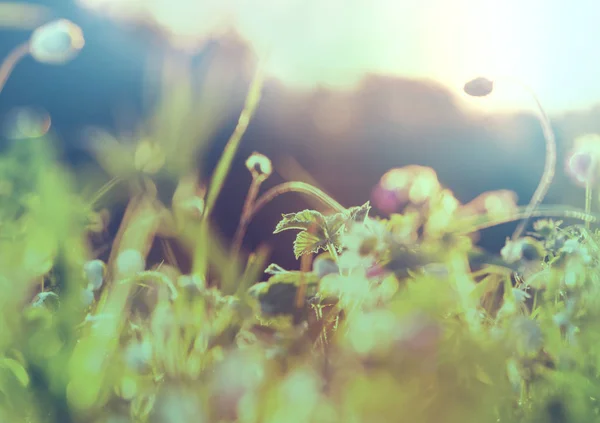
top-left (78, 0), bottom-right (600, 115)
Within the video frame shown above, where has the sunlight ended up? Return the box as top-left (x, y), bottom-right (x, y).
top-left (76, 0), bottom-right (600, 114)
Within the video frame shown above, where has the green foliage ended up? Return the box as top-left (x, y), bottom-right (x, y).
top-left (4, 16), bottom-right (600, 423)
top-left (274, 202), bottom-right (371, 259)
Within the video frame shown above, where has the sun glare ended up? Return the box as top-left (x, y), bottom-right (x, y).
top-left (76, 0), bottom-right (600, 114)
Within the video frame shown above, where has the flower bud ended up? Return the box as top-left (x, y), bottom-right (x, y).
top-left (565, 133), bottom-right (600, 187)
top-left (29, 19), bottom-right (85, 65)
top-left (245, 152), bottom-right (272, 180)
top-left (83, 259), bottom-right (105, 291)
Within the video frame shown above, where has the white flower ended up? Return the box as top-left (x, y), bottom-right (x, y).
top-left (83, 259), bottom-right (105, 291)
top-left (29, 19), bottom-right (85, 64)
top-left (338, 219), bottom-right (388, 271)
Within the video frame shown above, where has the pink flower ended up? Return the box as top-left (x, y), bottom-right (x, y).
top-left (371, 165), bottom-right (441, 214)
top-left (565, 133), bottom-right (600, 187)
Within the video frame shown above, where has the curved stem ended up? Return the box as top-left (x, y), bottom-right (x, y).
top-left (585, 183), bottom-right (593, 229)
top-left (231, 176), bottom-right (263, 256)
top-left (458, 205), bottom-right (598, 234)
top-left (232, 181), bottom-right (345, 251)
top-left (249, 181), bottom-right (345, 220)
top-left (0, 42), bottom-right (30, 95)
top-left (502, 78), bottom-right (556, 240)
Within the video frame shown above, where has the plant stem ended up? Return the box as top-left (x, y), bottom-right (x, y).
top-left (230, 181), bottom-right (346, 258)
top-left (249, 181), bottom-right (345, 219)
top-left (88, 176), bottom-right (123, 208)
top-left (231, 176), bottom-right (263, 256)
top-left (194, 67), bottom-right (264, 276)
top-left (327, 242), bottom-right (340, 264)
top-left (0, 42), bottom-right (29, 96)
top-left (508, 80), bottom-right (556, 240)
top-left (585, 183), bottom-right (593, 229)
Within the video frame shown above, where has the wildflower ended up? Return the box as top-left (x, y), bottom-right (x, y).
top-left (338, 219), bottom-right (388, 271)
top-left (245, 152), bottom-right (273, 180)
top-left (459, 189), bottom-right (518, 221)
top-left (424, 189), bottom-right (461, 237)
top-left (559, 239), bottom-right (591, 288)
top-left (372, 165), bottom-right (441, 214)
top-left (501, 237), bottom-right (544, 264)
top-left (463, 77), bottom-right (494, 97)
top-left (83, 259), bottom-right (105, 291)
top-left (565, 133), bottom-right (600, 187)
top-left (28, 19), bottom-right (85, 64)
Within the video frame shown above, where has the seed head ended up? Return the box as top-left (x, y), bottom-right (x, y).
top-left (245, 152), bottom-right (272, 180)
top-left (29, 19), bottom-right (85, 65)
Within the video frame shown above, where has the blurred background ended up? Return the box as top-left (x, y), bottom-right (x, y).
top-left (0, 0), bottom-right (599, 270)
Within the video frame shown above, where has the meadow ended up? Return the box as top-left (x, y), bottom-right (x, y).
top-left (1, 6), bottom-right (600, 423)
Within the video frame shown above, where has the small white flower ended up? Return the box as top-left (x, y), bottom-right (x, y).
top-left (29, 19), bottom-right (85, 64)
top-left (83, 259), bottom-right (105, 291)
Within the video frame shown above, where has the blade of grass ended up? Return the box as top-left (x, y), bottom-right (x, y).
top-left (193, 67), bottom-right (264, 277)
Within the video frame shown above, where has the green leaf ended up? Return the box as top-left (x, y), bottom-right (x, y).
top-left (293, 231), bottom-right (328, 259)
top-left (274, 210), bottom-right (327, 234)
top-left (0, 358), bottom-right (29, 387)
top-left (347, 201), bottom-right (371, 223)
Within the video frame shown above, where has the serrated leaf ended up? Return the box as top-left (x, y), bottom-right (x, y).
top-left (0, 358), bottom-right (29, 387)
top-left (325, 213), bottom-right (347, 238)
top-left (294, 231), bottom-right (328, 259)
top-left (274, 210), bottom-right (326, 234)
top-left (347, 201), bottom-right (371, 223)
top-left (264, 263), bottom-right (288, 275)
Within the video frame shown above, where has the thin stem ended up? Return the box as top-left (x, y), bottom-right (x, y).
top-left (585, 183), bottom-right (593, 229)
top-left (194, 66), bottom-right (264, 277)
top-left (231, 176), bottom-right (264, 256)
top-left (504, 79), bottom-right (556, 240)
top-left (327, 242), bottom-right (340, 265)
top-left (88, 176), bottom-right (123, 208)
top-left (458, 205), bottom-right (598, 234)
top-left (248, 181), bottom-right (345, 222)
top-left (0, 42), bottom-right (30, 95)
